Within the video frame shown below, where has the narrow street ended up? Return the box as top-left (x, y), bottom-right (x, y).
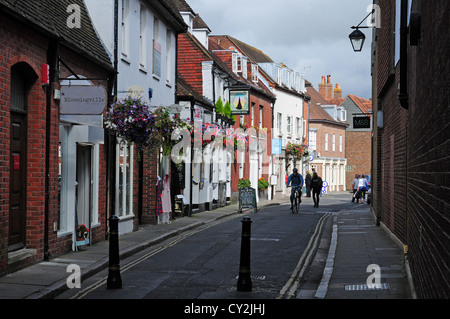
top-left (56, 193), bottom-right (352, 300)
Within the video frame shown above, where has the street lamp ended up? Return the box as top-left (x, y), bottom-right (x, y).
top-left (349, 9), bottom-right (375, 52)
top-left (349, 29), bottom-right (366, 52)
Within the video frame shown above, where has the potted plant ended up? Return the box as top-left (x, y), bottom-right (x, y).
top-left (238, 178), bottom-right (251, 189)
top-left (258, 177), bottom-right (269, 200)
top-left (77, 224), bottom-right (89, 241)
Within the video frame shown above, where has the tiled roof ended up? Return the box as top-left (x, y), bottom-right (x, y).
top-left (176, 74), bottom-right (214, 108)
top-left (171, 0), bottom-right (195, 14)
top-left (152, 0), bottom-right (187, 31)
top-left (347, 94), bottom-right (372, 114)
top-left (193, 13), bottom-right (210, 31)
top-left (307, 86), bottom-right (347, 126)
top-left (0, 0), bottom-right (113, 70)
top-left (218, 35), bottom-right (274, 63)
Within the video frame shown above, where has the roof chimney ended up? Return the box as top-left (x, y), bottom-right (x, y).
top-left (325, 75), bottom-right (332, 100)
top-left (319, 76), bottom-right (326, 97)
top-left (334, 83), bottom-right (342, 99)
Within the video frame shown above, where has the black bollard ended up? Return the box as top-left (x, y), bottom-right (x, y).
top-left (237, 216), bottom-right (252, 292)
top-left (107, 215), bottom-right (122, 289)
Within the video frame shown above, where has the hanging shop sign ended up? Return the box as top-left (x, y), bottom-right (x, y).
top-left (229, 90), bottom-right (250, 115)
top-left (60, 85), bottom-right (107, 115)
top-left (353, 116), bottom-right (371, 129)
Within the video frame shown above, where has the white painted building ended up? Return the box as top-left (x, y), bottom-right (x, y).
top-left (258, 62), bottom-right (308, 196)
top-left (84, 0), bottom-right (186, 233)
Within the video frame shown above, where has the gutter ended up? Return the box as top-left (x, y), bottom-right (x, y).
top-left (44, 38), bottom-right (60, 261)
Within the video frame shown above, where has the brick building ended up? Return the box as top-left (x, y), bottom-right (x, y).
top-left (0, 0), bottom-right (115, 276)
top-left (339, 95), bottom-right (372, 190)
top-left (307, 84), bottom-right (348, 192)
top-left (372, 0), bottom-right (449, 298)
top-left (208, 35), bottom-right (276, 201)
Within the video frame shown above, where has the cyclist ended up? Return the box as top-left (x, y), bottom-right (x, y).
top-left (286, 168), bottom-right (304, 211)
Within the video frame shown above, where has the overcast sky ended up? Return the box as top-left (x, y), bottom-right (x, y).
top-left (186, 0), bottom-right (374, 99)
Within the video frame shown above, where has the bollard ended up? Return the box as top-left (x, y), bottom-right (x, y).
top-left (237, 216), bottom-right (252, 292)
top-left (107, 215), bottom-right (122, 289)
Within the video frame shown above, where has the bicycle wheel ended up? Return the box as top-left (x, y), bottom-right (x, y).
top-left (294, 192), bottom-right (299, 214)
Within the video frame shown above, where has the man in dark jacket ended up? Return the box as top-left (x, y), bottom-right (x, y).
top-left (310, 172), bottom-right (323, 208)
top-left (305, 171), bottom-right (312, 197)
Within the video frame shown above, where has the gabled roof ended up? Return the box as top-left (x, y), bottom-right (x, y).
top-left (176, 74), bottom-right (214, 109)
top-left (212, 35), bottom-right (274, 64)
top-left (151, 0), bottom-right (188, 32)
top-left (0, 0), bottom-right (113, 70)
top-left (193, 13), bottom-right (210, 31)
top-left (307, 85), bottom-right (347, 127)
top-left (171, 0), bottom-right (195, 14)
top-left (346, 94), bottom-right (372, 114)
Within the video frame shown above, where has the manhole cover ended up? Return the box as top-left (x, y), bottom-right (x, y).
top-left (344, 283), bottom-right (390, 291)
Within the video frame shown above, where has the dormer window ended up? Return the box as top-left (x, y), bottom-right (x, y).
top-left (232, 52), bottom-right (242, 73)
top-left (251, 64), bottom-right (258, 83)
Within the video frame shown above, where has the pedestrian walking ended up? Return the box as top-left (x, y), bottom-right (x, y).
top-left (352, 174), bottom-right (359, 202)
top-left (310, 172), bottom-right (323, 208)
top-left (357, 174), bottom-right (369, 204)
top-left (305, 170), bottom-right (312, 197)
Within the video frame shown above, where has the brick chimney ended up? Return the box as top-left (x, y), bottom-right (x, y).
top-left (318, 75), bottom-right (326, 98)
top-left (325, 75), bottom-right (333, 100)
top-left (334, 83), bottom-right (342, 99)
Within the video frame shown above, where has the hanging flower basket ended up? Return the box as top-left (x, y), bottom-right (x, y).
top-left (286, 142), bottom-right (309, 158)
top-left (104, 96), bottom-right (155, 151)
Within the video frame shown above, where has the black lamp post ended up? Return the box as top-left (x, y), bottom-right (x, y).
top-left (349, 9), bottom-right (375, 52)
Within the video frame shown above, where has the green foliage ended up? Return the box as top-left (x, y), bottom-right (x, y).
top-left (238, 178), bottom-right (251, 189)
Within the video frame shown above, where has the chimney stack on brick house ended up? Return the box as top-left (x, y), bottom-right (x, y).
top-left (334, 83), bottom-right (342, 99)
top-left (318, 75), bottom-right (342, 101)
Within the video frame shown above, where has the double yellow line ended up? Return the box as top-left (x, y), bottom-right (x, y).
top-left (277, 213), bottom-right (331, 299)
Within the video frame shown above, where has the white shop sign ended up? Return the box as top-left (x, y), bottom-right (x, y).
top-left (60, 85), bottom-right (107, 115)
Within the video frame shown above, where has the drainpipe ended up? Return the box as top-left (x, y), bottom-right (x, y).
top-left (44, 38), bottom-right (60, 261)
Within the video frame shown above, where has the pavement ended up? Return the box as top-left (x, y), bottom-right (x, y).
top-left (0, 192), bottom-right (413, 299)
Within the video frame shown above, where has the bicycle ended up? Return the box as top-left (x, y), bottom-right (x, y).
top-left (291, 186), bottom-right (302, 214)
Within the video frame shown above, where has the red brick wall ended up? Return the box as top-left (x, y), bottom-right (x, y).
top-left (405, 0), bottom-right (450, 298)
top-left (375, 0), bottom-right (450, 298)
top-left (0, 15), bottom-right (49, 275)
top-left (345, 131), bottom-right (372, 189)
top-left (230, 92), bottom-right (273, 194)
top-left (0, 14), bottom-right (111, 275)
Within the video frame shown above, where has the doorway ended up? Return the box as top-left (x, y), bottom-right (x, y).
top-left (9, 112), bottom-right (27, 251)
top-left (76, 144), bottom-right (92, 240)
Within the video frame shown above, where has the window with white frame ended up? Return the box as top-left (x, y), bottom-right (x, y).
top-left (276, 67), bottom-right (282, 85)
top-left (339, 135), bottom-right (343, 152)
top-left (303, 119), bottom-right (306, 137)
top-left (232, 52), bottom-right (242, 73)
top-left (116, 139), bottom-right (134, 217)
top-left (309, 129), bottom-right (317, 151)
top-left (153, 17), bottom-right (161, 77)
top-left (166, 29), bottom-right (172, 84)
top-left (296, 117), bottom-right (301, 138)
top-left (277, 112), bottom-right (282, 135)
top-left (325, 133), bottom-right (328, 151)
top-left (332, 133), bottom-right (336, 151)
top-left (252, 64), bottom-right (258, 82)
top-left (139, 3), bottom-right (147, 68)
top-left (242, 56), bottom-right (247, 79)
top-left (121, 0), bottom-right (130, 58)
top-left (287, 116), bottom-right (293, 135)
